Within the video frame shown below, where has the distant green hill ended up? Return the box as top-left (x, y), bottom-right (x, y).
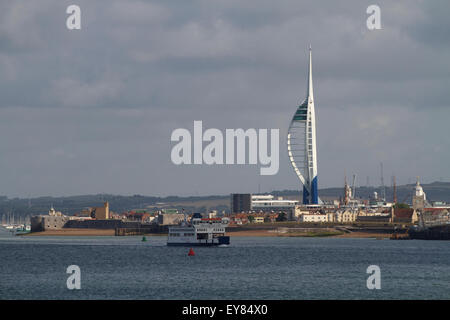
top-left (0, 193), bottom-right (228, 219)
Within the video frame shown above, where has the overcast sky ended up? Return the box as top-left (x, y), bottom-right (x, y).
top-left (0, 0), bottom-right (449, 198)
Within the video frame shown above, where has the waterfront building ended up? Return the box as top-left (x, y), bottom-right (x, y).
top-left (77, 202), bottom-right (111, 220)
top-left (253, 216), bottom-right (265, 223)
top-left (326, 212), bottom-right (335, 222)
top-left (295, 209), bottom-right (357, 223)
top-left (335, 210), bottom-right (358, 223)
top-left (157, 213), bottom-right (185, 225)
top-left (392, 207), bottom-right (417, 224)
top-left (298, 213), bottom-right (328, 223)
top-left (91, 202), bottom-right (110, 220)
top-left (421, 208), bottom-right (450, 225)
top-left (287, 47), bottom-right (320, 205)
top-left (251, 195), bottom-right (298, 210)
top-left (356, 209), bottom-right (391, 223)
top-left (30, 206), bottom-right (69, 232)
top-left (230, 193), bottom-right (252, 213)
top-left (230, 193), bottom-right (298, 219)
top-left (293, 206), bottom-right (310, 219)
top-left (229, 213), bottom-right (249, 225)
top-left (251, 195), bottom-right (298, 220)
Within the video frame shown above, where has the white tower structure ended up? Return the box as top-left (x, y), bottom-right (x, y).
top-left (415, 177), bottom-right (426, 200)
top-left (412, 176), bottom-right (430, 210)
top-left (287, 47), bottom-right (319, 204)
top-left (412, 176), bottom-right (428, 210)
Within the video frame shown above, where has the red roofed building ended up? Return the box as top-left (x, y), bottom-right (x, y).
top-left (392, 208), bottom-right (417, 223)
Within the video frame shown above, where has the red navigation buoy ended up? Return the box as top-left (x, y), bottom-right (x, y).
top-left (188, 248), bottom-right (195, 256)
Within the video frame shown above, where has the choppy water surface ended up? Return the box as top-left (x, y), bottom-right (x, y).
top-left (0, 228), bottom-right (448, 299)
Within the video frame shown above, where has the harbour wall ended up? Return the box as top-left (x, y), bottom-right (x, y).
top-left (31, 215), bottom-right (70, 232)
top-left (31, 217), bottom-right (168, 234)
top-left (65, 220), bottom-right (168, 234)
top-left (408, 225), bottom-right (450, 240)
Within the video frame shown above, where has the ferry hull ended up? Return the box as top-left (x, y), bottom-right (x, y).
top-left (167, 236), bottom-right (230, 246)
top-left (167, 242), bottom-right (223, 246)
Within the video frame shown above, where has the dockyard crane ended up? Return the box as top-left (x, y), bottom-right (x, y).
top-left (351, 174), bottom-right (357, 199)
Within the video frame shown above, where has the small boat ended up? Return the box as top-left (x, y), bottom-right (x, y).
top-left (14, 225), bottom-right (31, 235)
top-left (167, 217), bottom-right (230, 246)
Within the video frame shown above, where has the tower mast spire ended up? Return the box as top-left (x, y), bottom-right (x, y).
top-left (287, 46), bottom-right (319, 205)
top-left (308, 46), bottom-right (314, 99)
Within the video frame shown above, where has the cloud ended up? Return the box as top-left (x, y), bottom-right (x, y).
top-left (0, 0), bottom-right (449, 197)
top-left (49, 76), bottom-right (123, 108)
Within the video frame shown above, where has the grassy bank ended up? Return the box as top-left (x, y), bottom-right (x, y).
top-left (294, 231), bottom-right (345, 237)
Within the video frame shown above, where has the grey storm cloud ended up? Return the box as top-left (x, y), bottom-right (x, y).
top-left (0, 0), bottom-right (449, 197)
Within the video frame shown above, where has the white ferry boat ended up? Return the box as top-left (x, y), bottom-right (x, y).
top-left (167, 217), bottom-right (230, 246)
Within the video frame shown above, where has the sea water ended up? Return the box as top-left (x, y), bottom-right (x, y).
top-left (0, 228), bottom-right (449, 300)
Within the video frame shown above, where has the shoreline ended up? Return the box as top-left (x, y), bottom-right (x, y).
top-left (227, 229), bottom-right (392, 239)
top-left (23, 229), bottom-right (115, 236)
top-left (22, 228), bottom-right (394, 239)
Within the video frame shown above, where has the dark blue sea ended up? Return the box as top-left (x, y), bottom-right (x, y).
top-left (0, 227), bottom-right (449, 300)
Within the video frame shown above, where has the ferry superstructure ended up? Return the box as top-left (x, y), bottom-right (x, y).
top-left (167, 217), bottom-right (230, 246)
